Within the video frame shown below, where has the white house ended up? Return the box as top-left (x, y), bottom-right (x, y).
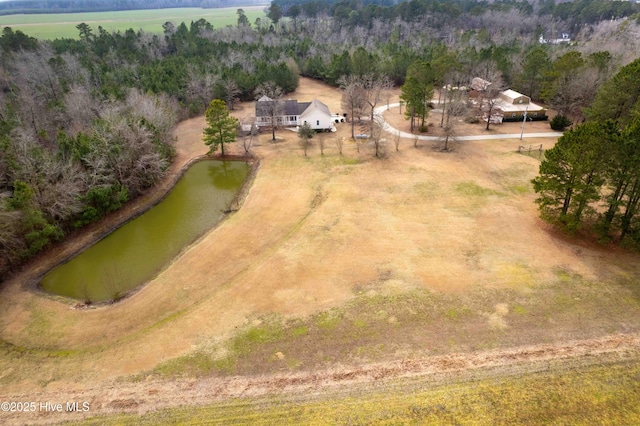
top-left (539, 33), bottom-right (571, 44)
top-left (298, 99), bottom-right (335, 131)
top-left (255, 97), bottom-right (335, 131)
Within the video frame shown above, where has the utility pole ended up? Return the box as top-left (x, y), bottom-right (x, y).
top-left (520, 107), bottom-right (529, 140)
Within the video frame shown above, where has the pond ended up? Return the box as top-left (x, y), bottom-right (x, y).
top-left (40, 160), bottom-right (250, 303)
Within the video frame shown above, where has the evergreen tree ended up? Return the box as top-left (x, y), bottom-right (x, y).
top-left (267, 2), bottom-right (283, 24)
top-left (400, 60), bottom-right (434, 132)
top-left (532, 121), bottom-right (615, 230)
top-left (203, 99), bottom-right (238, 156)
top-left (612, 119), bottom-right (640, 241)
top-left (515, 46), bottom-right (551, 100)
top-left (586, 57), bottom-right (640, 128)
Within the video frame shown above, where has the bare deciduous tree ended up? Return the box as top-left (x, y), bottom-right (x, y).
top-left (371, 117), bottom-right (386, 158)
top-left (186, 67), bottom-right (218, 112)
top-left (254, 81), bottom-right (284, 141)
top-left (64, 85), bottom-right (100, 134)
top-left (5, 129), bottom-right (87, 222)
top-left (317, 131), bottom-right (326, 156)
top-left (239, 116), bottom-right (258, 155)
top-left (125, 89), bottom-right (178, 144)
top-left (335, 136), bottom-right (345, 156)
top-left (441, 126), bottom-right (457, 151)
top-left (470, 65), bottom-right (505, 130)
top-left (298, 122), bottom-right (314, 157)
top-left (338, 75), bottom-right (367, 140)
top-left (362, 73), bottom-right (392, 134)
top-left (223, 79), bottom-right (241, 110)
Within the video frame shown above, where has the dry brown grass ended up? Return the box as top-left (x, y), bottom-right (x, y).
top-left (1, 78), bottom-right (640, 421)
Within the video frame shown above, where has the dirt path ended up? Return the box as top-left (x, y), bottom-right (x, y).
top-left (2, 333), bottom-right (639, 425)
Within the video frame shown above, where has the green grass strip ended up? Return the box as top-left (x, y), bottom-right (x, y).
top-left (73, 358), bottom-right (640, 425)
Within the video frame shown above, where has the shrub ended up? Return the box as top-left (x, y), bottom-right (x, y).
top-left (550, 115), bottom-right (572, 131)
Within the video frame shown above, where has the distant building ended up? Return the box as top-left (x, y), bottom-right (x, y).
top-left (494, 89), bottom-right (547, 121)
top-left (539, 33), bottom-right (571, 44)
top-left (255, 97), bottom-right (335, 131)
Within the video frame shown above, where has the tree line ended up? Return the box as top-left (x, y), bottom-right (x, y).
top-left (272, 0), bottom-right (640, 30)
top-left (532, 58), bottom-right (640, 245)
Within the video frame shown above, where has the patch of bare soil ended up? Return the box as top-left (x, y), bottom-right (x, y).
top-left (1, 334), bottom-right (638, 425)
top-left (1, 77), bottom-right (640, 423)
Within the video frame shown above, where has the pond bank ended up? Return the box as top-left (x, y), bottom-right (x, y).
top-left (7, 152), bottom-right (258, 307)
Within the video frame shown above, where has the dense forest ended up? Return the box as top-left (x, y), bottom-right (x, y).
top-left (1, 0), bottom-right (639, 280)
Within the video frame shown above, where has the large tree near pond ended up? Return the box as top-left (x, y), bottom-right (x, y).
top-left (203, 99), bottom-right (238, 156)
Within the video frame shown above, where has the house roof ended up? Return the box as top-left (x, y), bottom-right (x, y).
top-left (471, 77), bottom-right (491, 92)
top-left (293, 101), bottom-right (311, 115)
top-left (495, 98), bottom-right (545, 113)
top-left (500, 89), bottom-right (530, 102)
top-left (255, 98), bottom-right (302, 117)
top-left (255, 97), bottom-right (330, 118)
top-left (299, 99), bottom-right (331, 119)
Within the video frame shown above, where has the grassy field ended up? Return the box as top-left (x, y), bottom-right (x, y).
top-left (75, 358), bottom-right (640, 424)
top-left (0, 6), bottom-right (267, 39)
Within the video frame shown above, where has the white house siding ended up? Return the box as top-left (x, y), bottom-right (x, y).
top-left (300, 109), bottom-right (333, 130)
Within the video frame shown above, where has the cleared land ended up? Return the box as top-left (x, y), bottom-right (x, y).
top-left (1, 78), bottom-right (640, 424)
top-left (0, 6), bottom-right (266, 39)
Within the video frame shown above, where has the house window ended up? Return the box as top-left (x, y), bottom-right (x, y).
top-left (316, 120), bottom-right (320, 126)
top-left (533, 112), bottom-right (538, 117)
top-left (512, 114), bottom-right (516, 118)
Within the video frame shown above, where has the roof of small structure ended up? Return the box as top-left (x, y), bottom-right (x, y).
top-left (500, 89), bottom-right (530, 103)
top-left (495, 99), bottom-right (545, 113)
top-left (471, 77), bottom-right (491, 92)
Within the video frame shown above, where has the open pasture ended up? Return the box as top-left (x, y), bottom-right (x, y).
top-left (0, 6), bottom-right (267, 39)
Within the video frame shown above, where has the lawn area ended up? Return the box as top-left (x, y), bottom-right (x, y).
top-left (0, 6), bottom-right (267, 39)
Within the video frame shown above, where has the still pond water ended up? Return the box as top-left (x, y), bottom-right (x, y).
top-left (40, 160), bottom-right (249, 302)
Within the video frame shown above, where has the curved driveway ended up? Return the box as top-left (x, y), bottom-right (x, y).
top-left (374, 103), bottom-right (563, 141)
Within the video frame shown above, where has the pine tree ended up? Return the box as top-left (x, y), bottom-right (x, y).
top-left (400, 60), bottom-right (434, 132)
top-left (532, 121), bottom-right (614, 230)
top-left (203, 99), bottom-right (238, 156)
